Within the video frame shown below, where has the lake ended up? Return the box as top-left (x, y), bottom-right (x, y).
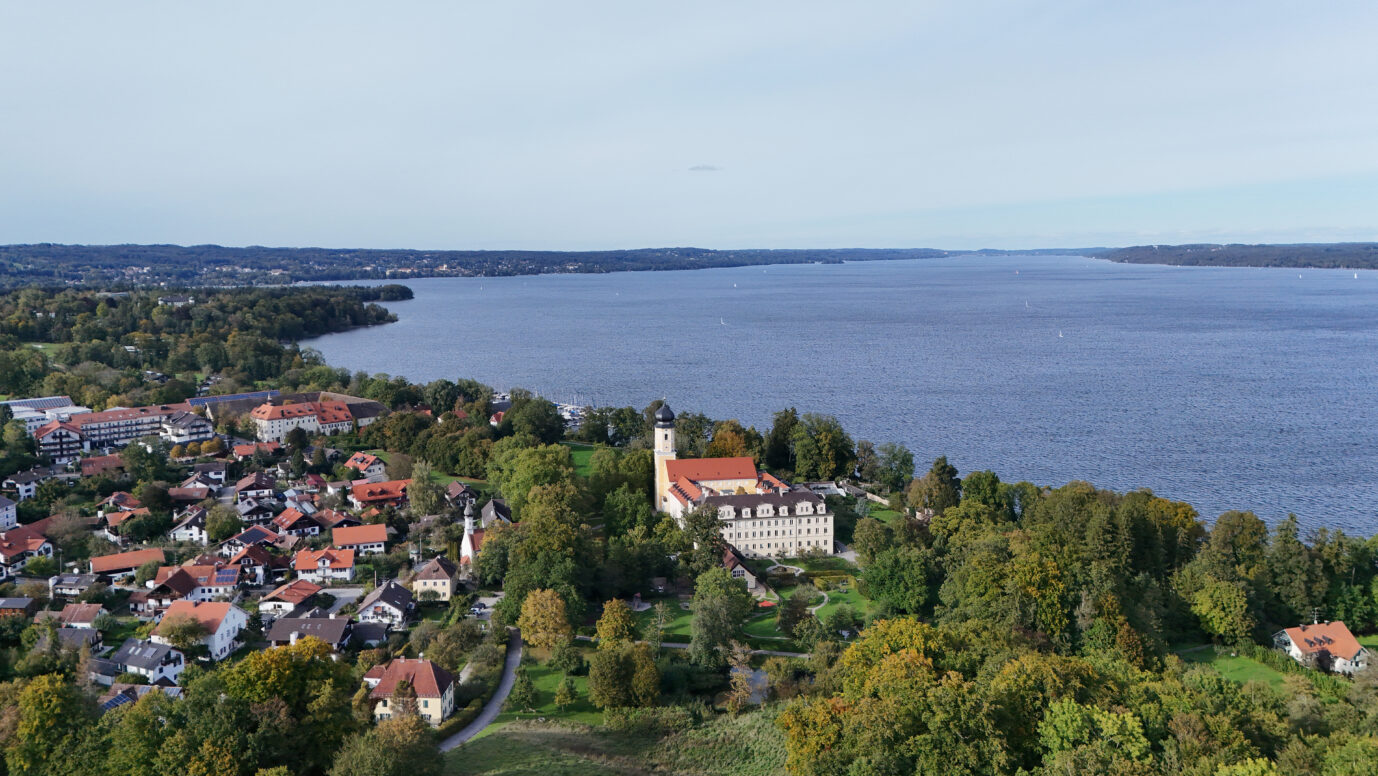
top-left (305, 255), bottom-right (1378, 533)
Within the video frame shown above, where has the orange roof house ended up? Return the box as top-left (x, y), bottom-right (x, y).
top-left (90, 548), bottom-right (165, 575)
top-left (332, 523), bottom-right (388, 549)
top-left (349, 479), bottom-right (409, 509)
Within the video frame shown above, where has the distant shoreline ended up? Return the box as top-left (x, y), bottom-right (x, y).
top-left (3, 242), bottom-right (1376, 289)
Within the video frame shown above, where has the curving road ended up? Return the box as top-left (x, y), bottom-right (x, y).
top-left (439, 628), bottom-right (523, 752)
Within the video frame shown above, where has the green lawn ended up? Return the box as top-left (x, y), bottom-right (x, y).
top-left (482, 658), bottom-right (603, 735)
top-left (812, 585), bottom-right (872, 622)
top-left (1175, 646), bottom-right (1290, 690)
top-left (560, 442), bottom-right (596, 479)
top-left (445, 710), bottom-right (788, 776)
top-left (865, 507), bottom-right (903, 524)
top-left (1358, 634), bottom-right (1378, 650)
top-left (630, 598), bottom-right (694, 641)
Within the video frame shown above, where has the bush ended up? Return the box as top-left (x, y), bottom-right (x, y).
top-left (602, 705), bottom-right (697, 736)
top-left (433, 699), bottom-right (484, 738)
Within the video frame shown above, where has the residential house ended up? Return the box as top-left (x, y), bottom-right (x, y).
top-left (480, 498), bottom-right (512, 527)
top-left (258, 578), bottom-right (322, 618)
top-left (0, 598), bottom-right (36, 618)
top-left (167, 486), bottom-right (211, 504)
top-left (265, 613), bottom-right (353, 650)
top-left (101, 507), bottom-right (152, 544)
top-left (4, 466), bottom-right (64, 501)
top-left (0, 525), bottom-right (55, 580)
top-left (411, 556), bottom-right (460, 602)
top-left (220, 525), bottom-right (280, 557)
top-left (356, 580), bottom-right (412, 628)
top-left (444, 481), bottom-right (478, 509)
top-left (344, 452), bottom-right (388, 482)
top-left (236, 472), bottom-right (276, 502)
top-left (161, 411), bottom-right (214, 446)
top-left (90, 548), bottom-right (166, 581)
top-left (364, 658), bottom-right (456, 725)
top-left (49, 573), bottom-right (99, 599)
top-left (95, 684), bottom-right (185, 712)
top-left (235, 498), bottom-right (274, 525)
top-left (55, 602), bottom-right (106, 628)
top-left (170, 506), bottom-right (210, 545)
top-left (723, 545), bottom-right (759, 591)
top-left (152, 600), bottom-right (247, 661)
top-left (232, 441), bottom-right (281, 460)
top-left (0, 496), bottom-right (14, 530)
top-left (349, 479), bottom-right (409, 511)
top-left (333, 523), bottom-right (388, 555)
top-left (313, 509), bottom-right (360, 530)
top-left (80, 454), bottom-right (125, 478)
top-left (226, 545), bottom-right (279, 586)
top-left (1274, 620), bottom-right (1370, 675)
top-left (294, 548), bottom-right (356, 584)
top-left (105, 638), bottom-right (187, 685)
top-left (192, 461), bottom-right (229, 484)
top-left (272, 507), bottom-right (322, 537)
top-left (39, 626), bottom-right (103, 652)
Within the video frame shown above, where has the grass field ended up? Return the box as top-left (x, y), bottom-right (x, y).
top-left (1175, 646), bottom-right (1290, 690)
top-left (481, 658), bottom-right (604, 735)
top-left (630, 598), bottom-right (694, 641)
top-left (1359, 634), bottom-right (1378, 650)
top-left (866, 507), bottom-right (903, 524)
top-left (445, 710), bottom-right (788, 776)
top-left (811, 585), bottom-right (872, 622)
top-left (560, 442), bottom-right (596, 479)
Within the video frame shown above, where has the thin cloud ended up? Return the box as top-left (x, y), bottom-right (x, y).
top-left (688, 164), bottom-right (722, 172)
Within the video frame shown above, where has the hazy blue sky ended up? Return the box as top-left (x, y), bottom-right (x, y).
top-left (2, 2), bottom-right (1376, 250)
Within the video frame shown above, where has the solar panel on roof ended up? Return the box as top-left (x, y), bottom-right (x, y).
top-left (100, 693), bottom-right (134, 712)
top-left (213, 569), bottom-right (238, 585)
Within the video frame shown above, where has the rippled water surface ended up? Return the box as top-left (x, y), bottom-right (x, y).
top-left (306, 255), bottom-right (1378, 532)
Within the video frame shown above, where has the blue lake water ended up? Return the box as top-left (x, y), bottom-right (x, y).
top-left (305, 255), bottom-right (1378, 533)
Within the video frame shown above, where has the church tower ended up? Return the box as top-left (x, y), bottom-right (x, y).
top-left (652, 402), bottom-right (676, 511)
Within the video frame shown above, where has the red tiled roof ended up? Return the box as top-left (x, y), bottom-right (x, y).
top-left (350, 479), bottom-right (409, 504)
top-left (80, 455), bottom-right (124, 476)
top-left (345, 452), bottom-right (380, 471)
top-left (99, 492), bottom-right (143, 510)
top-left (333, 523), bottom-right (387, 548)
top-left (0, 524), bottom-right (52, 561)
top-left (58, 602), bottom-right (105, 626)
top-left (35, 420), bottom-right (82, 439)
top-left (261, 578), bottom-right (322, 605)
top-left (251, 401), bottom-right (354, 424)
top-left (167, 487), bottom-right (211, 501)
top-left (294, 548), bottom-right (354, 571)
top-left (664, 457), bottom-right (759, 484)
top-left (1283, 621), bottom-right (1365, 661)
top-left (233, 442), bottom-right (281, 457)
top-left (73, 404), bottom-right (191, 427)
top-left (367, 658), bottom-right (454, 699)
top-left (155, 600), bottom-right (233, 635)
top-left (91, 548), bottom-right (165, 574)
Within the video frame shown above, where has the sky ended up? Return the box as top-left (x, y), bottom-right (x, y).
top-left (2, 1), bottom-right (1377, 251)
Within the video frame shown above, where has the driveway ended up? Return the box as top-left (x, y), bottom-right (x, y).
top-left (323, 586), bottom-right (363, 613)
top-left (439, 628), bottom-right (523, 752)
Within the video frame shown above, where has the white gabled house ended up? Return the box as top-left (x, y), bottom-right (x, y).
top-left (152, 600), bottom-right (247, 661)
top-left (1274, 620), bottom-right (1370, 675)
top-left (294, 548), bottom-right (355, 584)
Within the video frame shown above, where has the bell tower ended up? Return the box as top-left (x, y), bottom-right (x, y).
top-left (652, 402), bottom-right (676, 511)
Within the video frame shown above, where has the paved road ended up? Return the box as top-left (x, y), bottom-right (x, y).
top-left (323, 587), bottom-right (363, 613)
top-left (574, 634), bottom-right (809, 659)
top-left (439, 628), bottom-right (523, 752)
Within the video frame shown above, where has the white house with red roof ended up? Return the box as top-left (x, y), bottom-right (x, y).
top-left (333, 523), bottom-right (388, 555)
top-left (1274, 620), bottom-right (1370, 675)
top-left (0, 524), bottom-right (53, 581)
top-left (294, 548), bottom-right (356, 584)
top-left (349, 479), bottom-right (409, 510)
top-left (34, 420), bottom-right (84, 463)
top-left (364, 658), bottom-right (456, 725)
top-left (152, 600), bottom-right (246, 661)
top-left (344, 452), bottom-right (387, 482)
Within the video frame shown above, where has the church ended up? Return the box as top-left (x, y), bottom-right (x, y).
top-left (652, 404), bottom-right (835, 559)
